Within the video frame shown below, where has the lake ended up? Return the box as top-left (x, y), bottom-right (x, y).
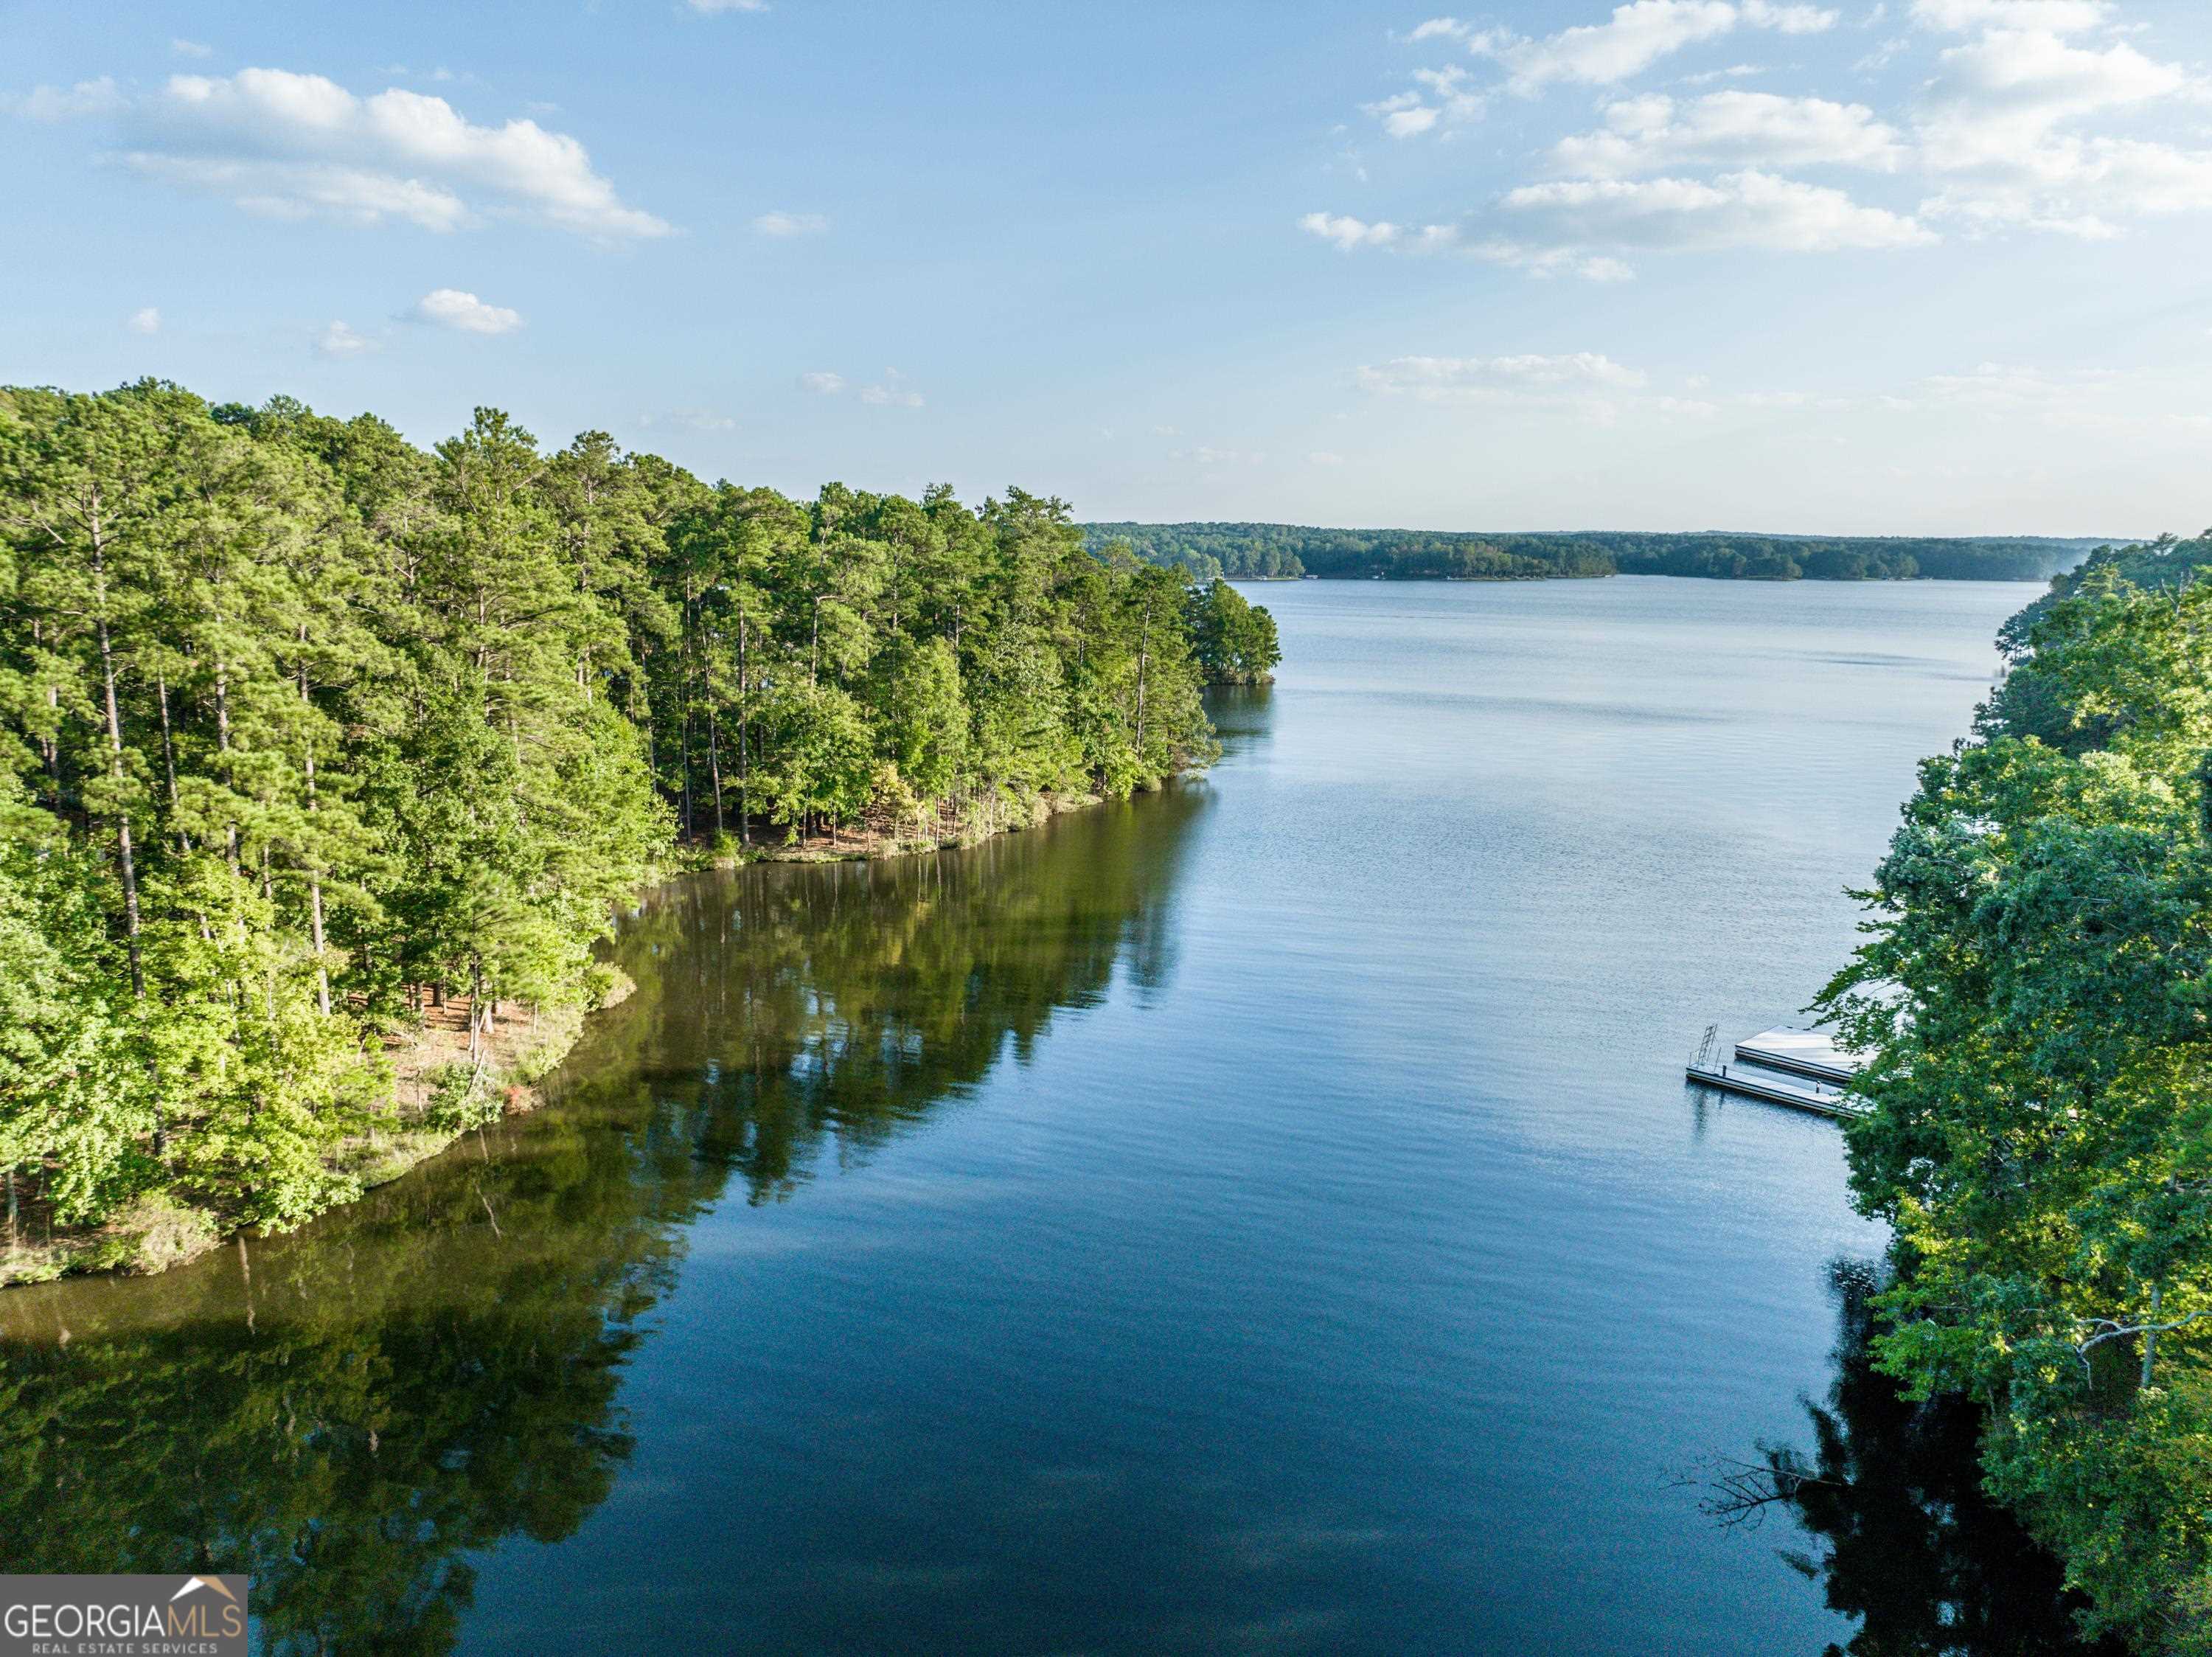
top-left (0, 575), bottom-right (2099, 1655)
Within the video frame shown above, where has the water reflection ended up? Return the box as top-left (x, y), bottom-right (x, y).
top-left (0, 788), bottom-right (1207, 1655)
top-left (1706, 1260), bottom-right (2119, 1657)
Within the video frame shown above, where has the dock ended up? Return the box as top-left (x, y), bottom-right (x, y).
top-left (1733, 1026), bottom-right (1856, 1086)
top-left (1685, 1025), bottom-right (1866, 1119)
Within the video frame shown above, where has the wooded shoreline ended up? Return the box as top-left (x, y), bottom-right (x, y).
top-left (0, 380), bottom-right (1279, 1289)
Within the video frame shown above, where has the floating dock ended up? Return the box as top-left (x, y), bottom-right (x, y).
top-left (1685, 1026), bottom-right (1866, 1119)
top-left (1733, 1026), bottom-right (1856, 1086)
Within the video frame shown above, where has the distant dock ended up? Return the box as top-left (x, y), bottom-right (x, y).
top-left (1686, 1025), bottom-right (1865, 1119)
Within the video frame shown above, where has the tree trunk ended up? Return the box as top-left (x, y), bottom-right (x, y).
top-left (737, 614), bottom-right (751, 843)
top-left (301, 733), bottom-right (332, 1015)
top-left (157, 671), bottom-right (187, 849)
top-left (707, 695), bottom-right (725, 837)
top-left (215, 655), bottom-right (240, 875)
top-left (88, 519), bottom-right (145, 998)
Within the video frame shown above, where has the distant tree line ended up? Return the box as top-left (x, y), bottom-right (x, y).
top-left (1998, 528), bottom-right (2212, 655)
top-left (0, 380), bottom-right (1263, 1262)
top-left (1083, 521), bottom-right (2115, 585)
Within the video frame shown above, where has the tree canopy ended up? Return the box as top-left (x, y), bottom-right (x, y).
top-left (1818, 569), bottom-right (2212, 1650)
top-left (0, 380), bottom-right (1256, 1266)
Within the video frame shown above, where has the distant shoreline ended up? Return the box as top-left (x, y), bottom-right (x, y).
top-left (1088, 522), bottom-right (2121, 586)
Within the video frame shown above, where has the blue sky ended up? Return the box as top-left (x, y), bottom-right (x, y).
top-left (6, 0), bottom-right (2210, 534)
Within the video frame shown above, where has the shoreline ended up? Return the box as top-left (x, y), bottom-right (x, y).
top-left (0, 781), bottom-right (1172, 1290)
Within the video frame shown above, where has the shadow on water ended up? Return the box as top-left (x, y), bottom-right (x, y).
top-left (0, 785), bottom-right (1210, 1656)
top-left (1202, 681), bottom-right (1275, 761)
top-left (1694, 1259), bottom-right (2121, 1657)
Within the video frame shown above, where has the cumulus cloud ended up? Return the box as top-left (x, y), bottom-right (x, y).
top-left (316, 320), bottom-right (377, 356)
top-left (801, 371), bottom-right (846, 393)
top-left (751, 209), bottom-right (828, 236)
top-left (171, 39), bottom-right (213, 59)
top-left (1917, 26), bottom-right (2183, 164)
top-left (104, 68), bottom-right (667, 237)
top-left (1478, 2), bottom-right (1743, 94)
top-left (1300, 210), bottom-right (1404, 249)
top-left (1450, 1), bottom-right (1832, 98)
top-left (689, 0), bottom-right (770, 10)
top-left (1551, 91), bottom-right (1905, 174)
top-left (1912, 21), bottom-right (2208, 233)
top-left (408, 288), bottom-right (522, 334)
top-left (1365, 64), bottom-right (1487, 137)
top-left (1340, 1), bottom-right (2212, 274)
top-left (7, 77), bottom-right (123, 120)
top-left (128, 306), bottom-right (161, 334)
top-left (1501, 169), bottom-right (1933, 251)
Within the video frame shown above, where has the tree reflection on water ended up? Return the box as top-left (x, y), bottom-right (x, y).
top-left (1694, 1258), bottom-right (2121, 1657)
top-left (0, 790), bottom-right (1206, 1656)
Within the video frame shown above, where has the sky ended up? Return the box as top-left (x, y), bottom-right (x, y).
top-left (5, 0), bottom-right (2211, 536)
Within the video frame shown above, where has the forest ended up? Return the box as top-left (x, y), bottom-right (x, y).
top-left (1818, 542), bottom-right (2212, 1651)
top-left (1085, 521), bottom-right (2114, 585)
top-left (0, 378), bottom-right (1273, 1280)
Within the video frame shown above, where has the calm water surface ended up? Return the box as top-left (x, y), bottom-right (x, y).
top-left (3, 577), bottom-right (2099, 1654)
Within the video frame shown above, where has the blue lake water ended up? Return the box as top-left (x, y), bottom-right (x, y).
top-left (4, 574), bottom-right (2090, 1654)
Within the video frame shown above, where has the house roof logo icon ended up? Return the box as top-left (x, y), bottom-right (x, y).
top-left (169, 1577), bottom-right (240, 1605)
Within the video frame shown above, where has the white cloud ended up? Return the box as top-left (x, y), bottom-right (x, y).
top-left (1300, 210), bottom-right (1402, 249)
top-left (171, 39), bottom-right (213, 59)
top-left (1410, 0), bottom-right (1834, 99)
top-left (1917, 26), bottom-right (2184, 163)
top-left (1911, 22), bottom-right (2208, 232)
top-left (1357, 352), bottom-right (1649, 399)
top-left (1307, 450), bottom-right (1348, 465)
top-left (801, 371), bottom-right (846, 393)
top-left (1909, 0), bottom-right (2110, 33)
top-left (689, 0), bottom-right (769, 10)
top-left (117, 68), bottom-right (667, 238)
top-left (1854, 34), bottom-right (1910, 70)
top-left (1551, 91), bottom-right (1905, 174)
top-left (751, 209), bottom-right (828, 236)
top-left (1458, 238), bottom-right (1640, 279)
top-left (1478, 2), bottom-right (1739, 94)
top-left (7, 77), bottom-right (123, 120)
top-left (1741, 0), bottom-right (1840, 33)
top-left (408, 288), bottom-right (522, 334)
top-left (1366, 64), bottom-right (1487, 137)
top-left (860, 369), bottom-right (924, 408)
top-left (1500, 169), bottom-right (1934, 251)
top-left (127, 306), bottom-right (161, 335)
top-left (316, 319), bottom-right (377, 356)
